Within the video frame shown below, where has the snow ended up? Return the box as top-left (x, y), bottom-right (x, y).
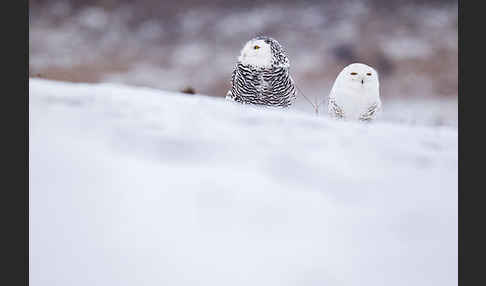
top-left (30, 79), bottom-right (457, 286)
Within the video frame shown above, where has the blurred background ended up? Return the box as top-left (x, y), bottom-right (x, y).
top-left (29, 0), bottom-right (458, 124)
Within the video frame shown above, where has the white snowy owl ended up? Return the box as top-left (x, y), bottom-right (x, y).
top-left (328, 63), bottom-right (382, 121)
top-left (225, 35), bottom-right (296, 107)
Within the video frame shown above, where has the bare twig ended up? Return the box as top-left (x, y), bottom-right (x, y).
top-left (316, 96), bottom-right (327, 110)
top-left (295, 83), bottom-right (320, 115)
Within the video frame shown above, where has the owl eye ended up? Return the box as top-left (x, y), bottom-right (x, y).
top-left (254, 45), bottom-right (260, 50)
top-left (366, 72), bottom-right (372, 76)
top-left (350, 72), bottom-right (358, 75)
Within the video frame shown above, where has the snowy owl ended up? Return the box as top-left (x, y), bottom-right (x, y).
top-left (225, 35), bottom-right (296, 107)
top-left (328, 63), bottom-right (382, 121)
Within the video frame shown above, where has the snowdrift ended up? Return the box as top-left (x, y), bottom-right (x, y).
top-left (30, 79), bottom-right (457, 286)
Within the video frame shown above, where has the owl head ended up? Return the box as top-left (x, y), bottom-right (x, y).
top-left (238, 35), bottom-right (290, 69)
top-left (335, 63), bottom-right (379, 90)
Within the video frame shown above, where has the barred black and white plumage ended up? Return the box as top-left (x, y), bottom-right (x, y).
top-left (328, 98), bottom-right (345, 119)
top-left (226, 36), bottom-right (296, 108)
top-left (359, 102), bottom-right (380, 121)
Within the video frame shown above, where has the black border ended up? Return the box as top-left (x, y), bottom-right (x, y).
top-left (459, 1), bottom-right (482, 285)
top-left (2, 0), bottom-right (28, 285)
top-left (458, 0), bottom-right (462, 283)
top-left (26, 1), bottom-right (29, 284)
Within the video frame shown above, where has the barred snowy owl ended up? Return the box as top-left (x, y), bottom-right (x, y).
top-left (328, 63), bottom-right (382, 121)
top-left (225, 35), bottom-right (296, 107)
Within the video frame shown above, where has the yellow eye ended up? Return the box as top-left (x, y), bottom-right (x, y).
top-left (350, 72), bottom-right (357, 75)
top-left (366, 72), bottom-right (372, 76)
top-left (254, 45), bottom-right (260, 50)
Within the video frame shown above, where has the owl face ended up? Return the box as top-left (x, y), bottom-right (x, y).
top-left (238, 36), bottom-right (289, 69)
top-left (337, 63), bottom-right (379, 89)
top-left (238, 38), bottom-right (273, 68)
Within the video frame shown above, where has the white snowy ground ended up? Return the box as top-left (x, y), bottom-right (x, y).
top-left (30, 79), bottom-right (457, 286)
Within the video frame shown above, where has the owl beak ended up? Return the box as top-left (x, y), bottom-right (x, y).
top-left (361, 79), bottom-right (365, 85)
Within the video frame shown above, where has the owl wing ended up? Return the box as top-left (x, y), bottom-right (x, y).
top-left (288, 74), bottom-right (297, 100)
top-left (359, 101), bottom-right (381, 121)
top-left (226, 65), bottom-right (237, 98)
top-left (327, 83), bottom-right (345, 118)
top-left (262, 68), bottom-right (296, 107)
top-left (328, 97), bottom-right (345, 119)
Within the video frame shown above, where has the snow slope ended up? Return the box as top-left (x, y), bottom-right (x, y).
top-left (30, 79), bottom-right (457, 286)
